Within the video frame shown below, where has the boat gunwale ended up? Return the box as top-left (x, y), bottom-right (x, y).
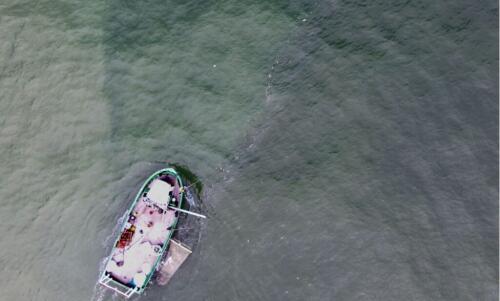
top-left (99, 167), bottom-right (184, 296)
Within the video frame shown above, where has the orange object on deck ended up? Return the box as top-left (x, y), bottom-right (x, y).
top-left (116, 226), bottom-right (135, 248)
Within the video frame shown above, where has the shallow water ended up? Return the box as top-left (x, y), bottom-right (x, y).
top-left (0, 0), bottom-right (498, 300)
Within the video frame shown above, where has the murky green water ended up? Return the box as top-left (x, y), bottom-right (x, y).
top-left (0, 0), bottom-right (498, 300)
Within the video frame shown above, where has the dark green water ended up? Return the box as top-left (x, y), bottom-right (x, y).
top-left (0, 0), bottom-right (497, 300)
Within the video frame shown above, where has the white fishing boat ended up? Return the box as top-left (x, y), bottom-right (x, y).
top-left (98, 168), bottom-right (191, 298)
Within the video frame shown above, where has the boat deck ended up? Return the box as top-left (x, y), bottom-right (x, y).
top-left (102, 176), bottom-right (181, 293)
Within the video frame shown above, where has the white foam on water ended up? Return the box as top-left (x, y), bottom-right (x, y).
top-left (103, 211), bottom-right (128, 248)
top-left (90, 257), bottom-right (110, 301)
top-left (92, 211), bottom-right (129, 301)
top-left (90, 283), bottom-right (106, 301)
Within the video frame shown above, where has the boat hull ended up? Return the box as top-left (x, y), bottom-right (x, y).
top-left (99, 168), bottom-right (184, 298)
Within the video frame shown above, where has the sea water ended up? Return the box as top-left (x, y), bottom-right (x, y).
top-left (0, 0), bottom-right (497, 300)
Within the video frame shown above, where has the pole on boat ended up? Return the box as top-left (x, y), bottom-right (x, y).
top-left (171, 227), bottom-right (195, 232)
top-left (168, 206), bottom-right (207, 219)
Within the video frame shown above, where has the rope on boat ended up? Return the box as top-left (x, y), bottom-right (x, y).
top-left (182, 178), bottom-right (202, 191)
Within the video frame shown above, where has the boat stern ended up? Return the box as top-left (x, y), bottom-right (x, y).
top-left (99, 272), bottom-right (141, 298)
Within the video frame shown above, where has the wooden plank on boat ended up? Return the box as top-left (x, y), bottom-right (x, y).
top-left (156, 239), bottom-right (192, 286)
